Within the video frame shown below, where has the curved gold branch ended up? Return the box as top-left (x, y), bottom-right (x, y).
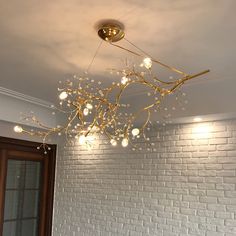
top-left (111, 42), bottom-right (187, 76)
top-left (15, 49), bottom-right (210, 151)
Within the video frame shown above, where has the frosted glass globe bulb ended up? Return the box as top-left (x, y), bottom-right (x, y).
top-left (14, 125), bottom-right (23, 133)
top-left (59, 91), bottom-right (68, 100)
top-left (143, 57), bottom-right (152, 69)
top-left (131, 128), bottom-right (140, 136)
top-left (86, 103), bottom-right (93, 110)
top-left (121, 76), bottom-right (129, 85)
top-left (121, 138), bottom-right (129, 147)
top-left (83, 108), bottom-right (89, 116)
top-left (110, 139), bottom-right (117, 146)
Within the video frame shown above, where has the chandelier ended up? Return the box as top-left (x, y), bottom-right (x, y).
top-left (14, 20), bottom-right (209, 153)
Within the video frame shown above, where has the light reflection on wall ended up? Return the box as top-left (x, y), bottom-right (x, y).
top-left (72, 122), bottom-right (213, 151)
top-left (192, 123), bottom-right (212, 139)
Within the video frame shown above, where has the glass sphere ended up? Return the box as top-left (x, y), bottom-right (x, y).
top-left (143, 57), bottom-right (152, 69)
top-left (14, 125), bottom-right (23, 133)
top-left (110, 139), bottom-right (117, 146)
top-left (83, 108), bottom-right (89, 116)
top-left (121, 76), bottom-right (129, 85)
top-left (121, 138), bottom-right (129, 147)
top-left (131, 128), bottom-right (140, 136)
top-left (86, 103), bottom-right (93, 110)
top-left (59, 91), bottom-right (68, 100)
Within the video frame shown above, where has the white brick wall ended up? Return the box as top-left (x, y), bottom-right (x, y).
top-left (52, 120), bottom-right (236, 236)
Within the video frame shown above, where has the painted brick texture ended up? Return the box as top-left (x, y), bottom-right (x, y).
top-left (52, 120), bottom-right (236, 236)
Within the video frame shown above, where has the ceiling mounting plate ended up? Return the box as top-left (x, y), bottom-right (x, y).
top-left (97, 21), bottom-right (125, 42)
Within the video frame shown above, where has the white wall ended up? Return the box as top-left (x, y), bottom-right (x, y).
top-left (53, 120), bottom-right (236, 236)
top-left (0, 89), bottom-right (57, 128)
top-left (0, 88), bottom-right (61, 143)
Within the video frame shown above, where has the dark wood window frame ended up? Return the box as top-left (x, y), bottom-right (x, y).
top-left (0, 137), bottom-right (57, 236)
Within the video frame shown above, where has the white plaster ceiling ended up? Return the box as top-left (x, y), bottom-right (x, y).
top-left (0, 0), bottom-right (236, 120)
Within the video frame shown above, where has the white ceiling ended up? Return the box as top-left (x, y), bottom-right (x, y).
top-left (0, 0), bottom-right (236, 121)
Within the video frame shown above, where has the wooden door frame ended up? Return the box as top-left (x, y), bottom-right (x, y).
top-left (0, 137), bottom-right (57, 236)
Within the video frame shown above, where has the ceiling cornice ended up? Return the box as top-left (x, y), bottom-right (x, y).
top-left (0, 87), bottom-right (54, 109)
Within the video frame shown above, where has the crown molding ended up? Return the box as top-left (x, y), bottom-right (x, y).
top-left (0, 87), bottom-right (54, 109)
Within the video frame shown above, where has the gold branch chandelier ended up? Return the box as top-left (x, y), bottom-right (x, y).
top-left (14, 20), bottom-right (209, 153)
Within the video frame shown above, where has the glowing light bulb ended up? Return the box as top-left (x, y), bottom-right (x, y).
top-left (59, 91), bottom-right (68, 100)
top-left (121, 76), bottom-right (129, 85)
top-left (86, 103), bottom-right (93, 110)
top-left (110, 139), bottom-right (117, 146)
top-left (121, 138), bottom-right (129, 147)
top-left (14, 125), bottom-right (23, 133)
top-left (131, 128), bottom-right (140, 136)
top-left (143, 57), bottom-right (152, 69)
top-left (83, 108), bottom-right (89, 116)
top-left (78, 135), bottom-right (86, 145)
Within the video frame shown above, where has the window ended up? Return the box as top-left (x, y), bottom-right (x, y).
top-left (0, 137), bottom-right (56, 236)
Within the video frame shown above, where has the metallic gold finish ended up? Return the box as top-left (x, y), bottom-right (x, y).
top-left (15, 68), bottom-right (209, 152)
top-left (98, 23), bottom-right (125, 42)
top-left (111, 39), bottom-right (187, 76)
top-left (14, 20), bottom-right (210, 152)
